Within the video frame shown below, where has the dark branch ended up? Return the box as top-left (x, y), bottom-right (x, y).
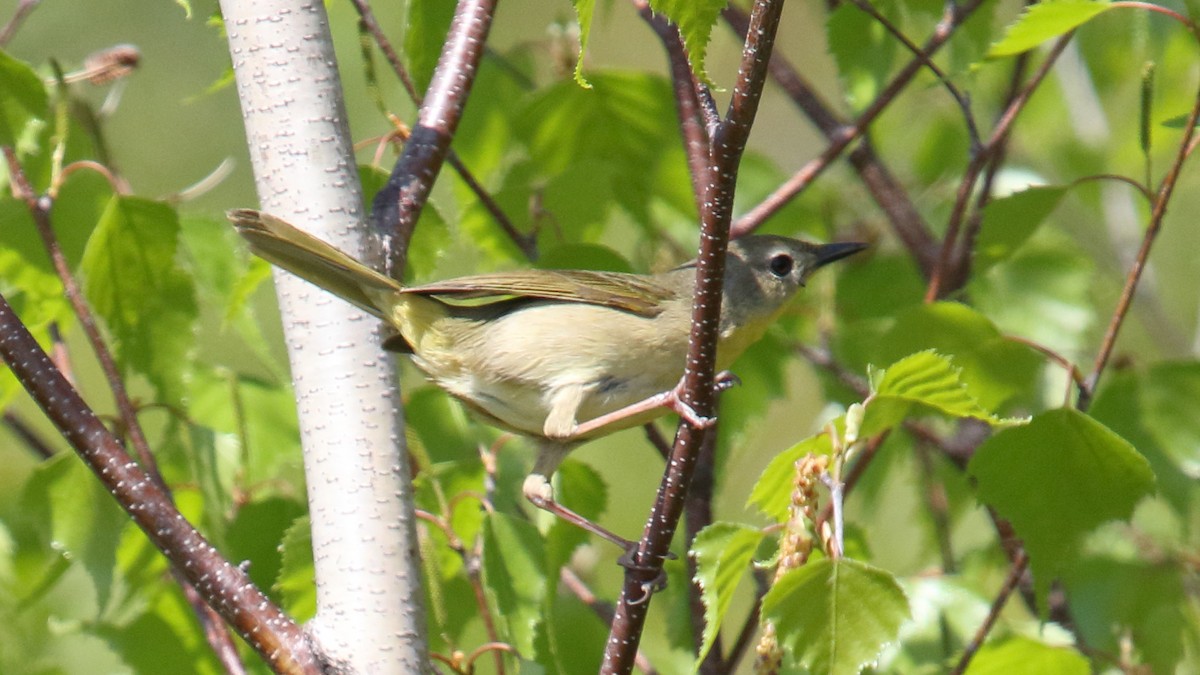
top-left (371, 0), bottom-right (498, 277)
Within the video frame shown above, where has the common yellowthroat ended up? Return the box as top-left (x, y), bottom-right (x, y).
top-left (228, 209), bottom-right (865, 546)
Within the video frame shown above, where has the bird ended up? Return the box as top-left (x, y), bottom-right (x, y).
top-left (228, 209), bottom-right (866, 547)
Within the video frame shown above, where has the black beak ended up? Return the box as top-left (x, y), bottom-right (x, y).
top-left (814, 241), bottom-right (869, 268)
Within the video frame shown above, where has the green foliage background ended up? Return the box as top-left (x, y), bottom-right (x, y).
top-left (1, 0), bottom-right (1199, 672)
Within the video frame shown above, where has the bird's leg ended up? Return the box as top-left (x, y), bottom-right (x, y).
top-left (522, 443), bottom-right (637, 551)
top-left (568, 370), bottom-right (741, 439)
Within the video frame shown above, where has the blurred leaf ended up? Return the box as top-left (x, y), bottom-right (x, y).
top-left (405, 387), bottom-right (479, 464)
top-left (988, 0), bottom-right (1112, 58)
top-left (649, 0), bottom-right (725, 85)
top-left (403, 0), bottom-right (455, 93)
top-left (482, 511), bottom-right (547, 656)
top-left (1136, 361), bottom-right (1200, 481)
top-left (1089, 369), bottom-right (1194, 514)
top-left (227, 497), bottom-right (305, 603)
top-left (828, 3), bottom-right (897, 110)
top-left (0, 49), bottom-right (47, 147)
top-left (1064, 557), bottom-right (1186, 672)
top-left (516, 72), bottom-right (681, 238)
top-left (546, 459), bottom-right (607, 573)
top-left (974, 186), bottom-right (1067, 273)
top-left (749, 431), bottom-right (834, 522)
top-left (692, 522), bottom-right (764, 668)
top-left (275, 514), bottom-right (315, 622)
top-left (80, 197), bottom-right (198, 405)
top-left (971, 238), bottom-right (1094, 356)
top-left (1161, 112), bottom-right (1200, 129)
top-left (965, 636), bottom-right (1088, 674)
top-left (968, 409), bottom-right (1154, 601)
top-left (537, 242), bottom-right (634, 273)
top-left (22, 454), bottom-right (128, 613)
top-left (762, 557), bottom-right (910, 675)
top-left (187, 370), bottom-right (302, 491)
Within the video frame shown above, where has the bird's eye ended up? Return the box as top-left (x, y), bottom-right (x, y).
top-left (768, 253), bottom-right (794, 278)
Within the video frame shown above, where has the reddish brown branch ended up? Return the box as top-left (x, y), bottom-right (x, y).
top-left (603, 1), bottom-right (787, 671)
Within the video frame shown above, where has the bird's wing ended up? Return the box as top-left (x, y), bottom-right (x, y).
top-left (402, 269), bottom-right (679, 318)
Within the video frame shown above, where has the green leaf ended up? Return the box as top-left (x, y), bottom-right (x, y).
top-left (649, 0), bottom-right (726, 85)
top-left (692, 522), bottom-right (765, 668)
top-left (1135, 362), bottom-right (1200, 481)
top-left (864, 350), bottom-right (1014, 435)
top-left (403, 0), bottom-right (455, 93)
top-left (516, 72), bottom-right (681, 238)
top-left (974, 186), bottom-right (1068, 273)
top-left (0, 49), bottom-right (48, 146)
top-left (988, 1), bottom-right (1113, 58)
top-left (80, 197), bottom-right (198, 404)
top-left (570, 0), bottom-right (596, 87)
top-left (875, 302), bottom-right (1042, 412)
top-left (546, 459), bottom-right (607, 573)
top-left (762, 558), bottom-right (910, 675)
top-left (274, 515), bottom-right (315, 622)
top-left (482, 511), bottom-right (547, 656)
top-left (971, 238), bottom-right (1094, 356)
top-left (748, 431), bottom-right (834, 522)
top-left (1064, 557), bottom-right (1187, 672)
top-left (22, 454), bottom-right (129, 613)
top-left (965, 636), bottom-right (1089, 674)
top-left (828, 3), bottom-right (897, 110)
top-left (226, 497), bottom-right (305, 603)
top-left (968, 409), bottom-right (1154, 601)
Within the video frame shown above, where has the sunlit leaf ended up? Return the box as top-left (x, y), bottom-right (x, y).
top-left (965, 636), bottom-right (1088, 674)
top-left (274, 515), bottom-right (315, 622)
top-left (748, 431), bottom-right (835, 522)
top-left (80, 197), bottom-right (198, 404)
top-left (968, 409), bottom-right (1154, 601)
top-left (762, 557), bottom-right (910, 675)
top-left (650, 0), bottom-right (726, 85)
top-left (864, 350), bottom-right (1015, 435)
top-left (988, 1), bottom-right (1112, 58)
top-left (692, 522), bottom-right (765, 668)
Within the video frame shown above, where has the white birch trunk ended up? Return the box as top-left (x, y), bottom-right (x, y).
top-left (220, 2), bottom-right (428, 670)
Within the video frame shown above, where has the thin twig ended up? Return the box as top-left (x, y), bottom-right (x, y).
top-left (846, 0), bottom-right (982, 149)
top-left (0, 0), bottom-right (39, 46)
top-left (732, 0), bottom-right (988, 237)
top-left (1082, 83), bottom-right (1200, 408)
top-left (3, 411), bottom-right (57, 459)
top-left (951, 552), bottom-right (1029, 674)
top-left (925, 33), bottom-right (1074, 301)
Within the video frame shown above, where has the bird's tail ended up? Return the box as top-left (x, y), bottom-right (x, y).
top-left (227, 209), bottom-right (401, 320)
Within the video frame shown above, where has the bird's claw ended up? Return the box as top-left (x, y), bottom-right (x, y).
top-left (714, 370), bottom-right (741, 393)
top-left (617, 547), bottom-right (672, 602)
